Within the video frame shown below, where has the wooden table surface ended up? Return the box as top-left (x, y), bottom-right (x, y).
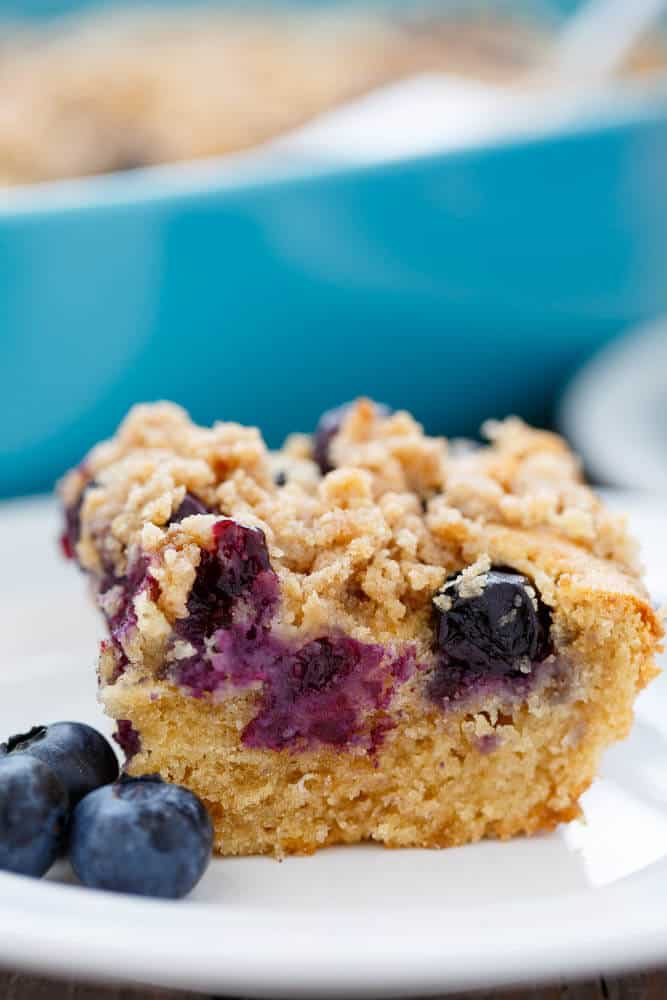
top-left (2, 970), bottom-right (667, 999)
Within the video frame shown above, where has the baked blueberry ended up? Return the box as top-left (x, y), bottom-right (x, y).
top-left (0, 722), bottom-right (119, 807)
top-left (293, 637), bottom-right (351, 694)
top-left (313, 400), bottom-right (391, 474)
top-left (69, 775), bottom-right (213, 898)
top-left (0, 754), bottom-right (68, 877)
top-left (176, 517), bottom-right (278, 650)
top-left (113, 720), bottom-right (141, 762)
top-left (433, 565), bottom-right (551, 675)
top-left (168, 492), bottom-right (211, 524)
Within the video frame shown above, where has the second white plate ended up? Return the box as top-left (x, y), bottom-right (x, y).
top-left (559, 319), bottom-right (667, 491)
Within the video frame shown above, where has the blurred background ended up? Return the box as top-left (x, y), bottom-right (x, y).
top-left (1, 0), bottom-right (666, 497)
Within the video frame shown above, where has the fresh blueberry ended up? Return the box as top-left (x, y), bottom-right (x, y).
top-left (433, 565), bottom-right (551, 676)
top-left (0, 754), bottom-right (68, 877)
top-left (313, 400), bottom-right (391, 474)
top-left (69, 775), bottom-right (213, 898)
top-left (241, 633), bottom-right (394, 751)
top-left (168, 492), bottom-right (211, 524)
top-left (0, 722), bottom-right (119, 807)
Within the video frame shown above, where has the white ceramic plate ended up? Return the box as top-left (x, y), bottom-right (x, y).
top-left (559, 319), bottom-right (667, 491)
top-left (1, 494), bottom-right (667, 997)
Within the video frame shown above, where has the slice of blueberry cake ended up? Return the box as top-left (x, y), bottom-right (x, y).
top-left (60, 400), bottom-right (662, 856)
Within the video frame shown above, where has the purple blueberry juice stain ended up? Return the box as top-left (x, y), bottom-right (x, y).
top-left (60, 479), bottom-right (97, 559)
top-left (60, 479), bottom-right (156, 679)
top-left (113, 720), bottom-right (142, 762)
top-left (168, 492), bottom-right (212, 524)
top-left (239, 635), bottom-right (384, 749)
top-left (239, 635), bottom-right (415, 751)
top-left (178, 627), bottom-right (416, 752)
top-left (98, 556), bottom-right (157, 680)
top-left (475, 733), bottom-right (501, 754)
top-left (169, 518), bottom-right (415, 751)
top-left (60, 517), bottom-right (77, 560)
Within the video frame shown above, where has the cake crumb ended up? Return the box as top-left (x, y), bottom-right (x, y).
top-left (450, 554), bottom-right (492, 599)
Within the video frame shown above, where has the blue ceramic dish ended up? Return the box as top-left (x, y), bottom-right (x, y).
top-left (1, 2), bottom-right (667, 496)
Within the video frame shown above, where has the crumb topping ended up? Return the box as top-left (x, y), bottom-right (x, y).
top-left (60, 400), bottom-right (651, 666)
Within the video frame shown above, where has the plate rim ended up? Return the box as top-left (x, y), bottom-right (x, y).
top-left (0, 865), bottom-right (666, 996)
